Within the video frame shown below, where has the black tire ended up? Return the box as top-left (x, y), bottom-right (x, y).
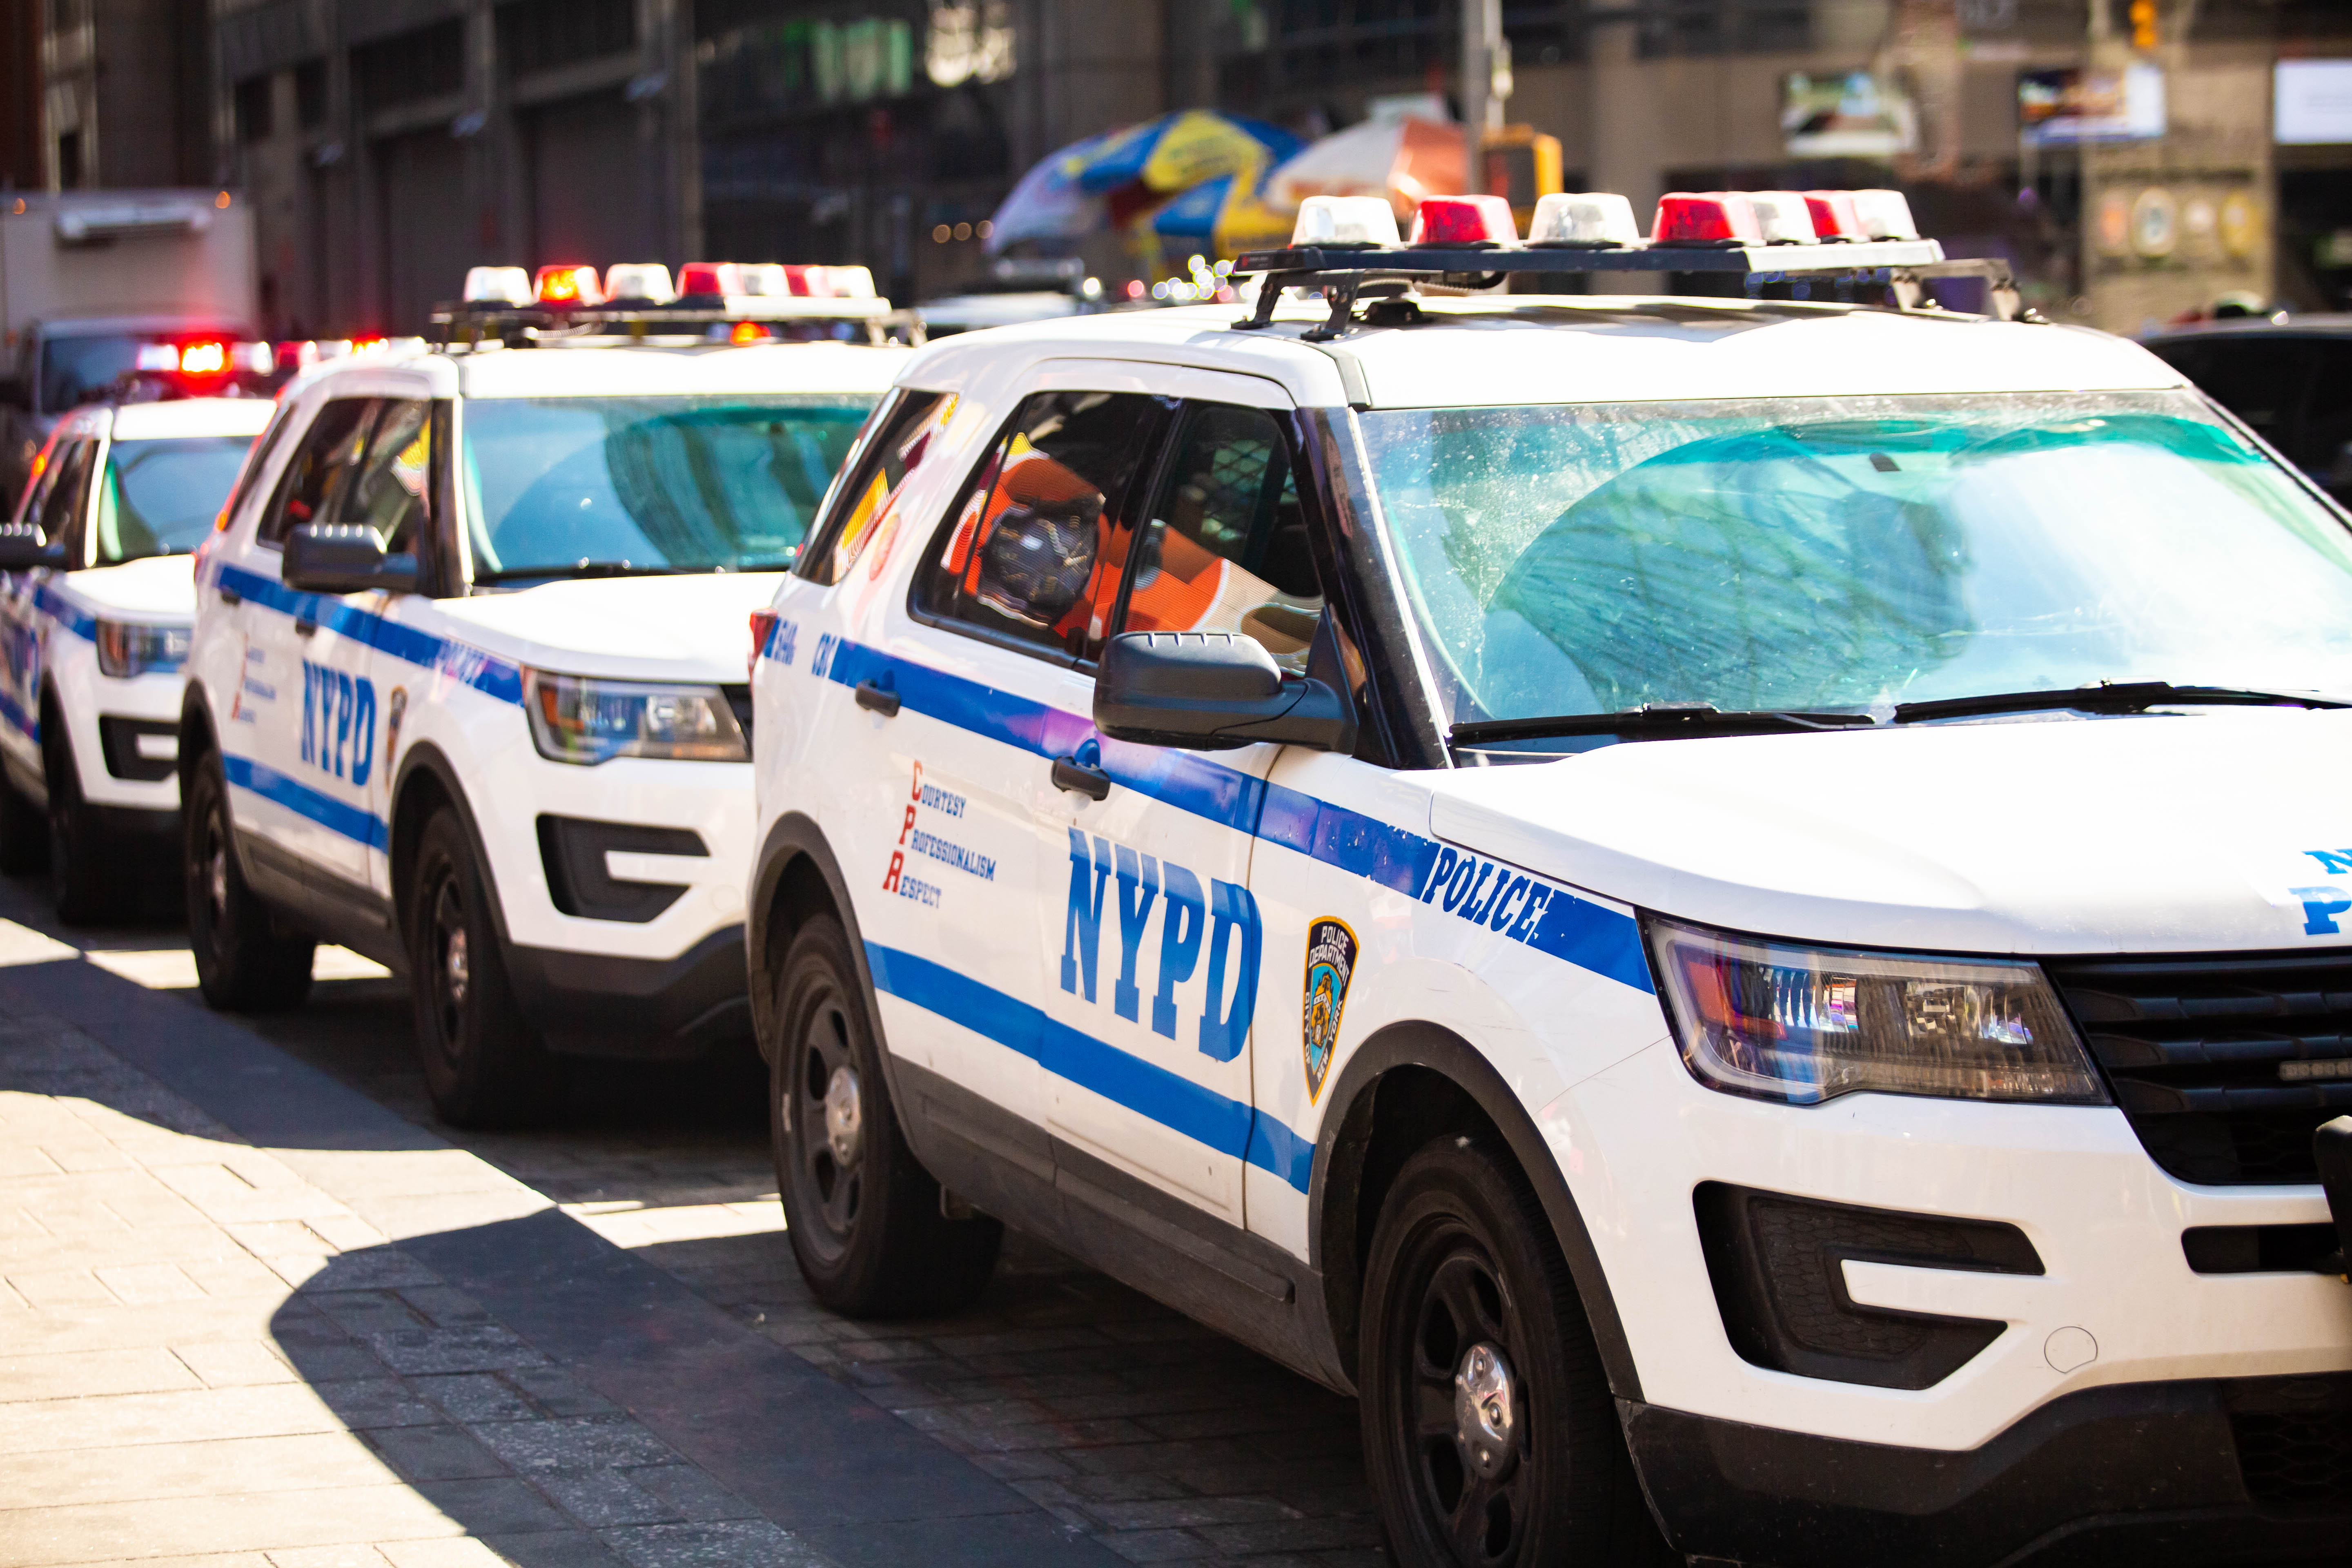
top-left (771, 913), bottom-right (1001, 1316)
top-left (0, 755), bottom-right (47, 875)
top-left (45, 714), bottom-right (125, 924)
top-left (184, 752), bottom-right (314, 1011)
top-left (1360, 1137), bottom-right (1670, 1568)
top-left (408, 806), bottom-right (561, 1127)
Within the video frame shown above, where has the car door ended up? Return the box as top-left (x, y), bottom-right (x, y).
top-left (0, 428), bottom-right (98, 773)
top-left (220, 394), bottom-right (377, 889)
top-left (1034, 378), bottom-right (1315, 1228)
top-left (838, 382), bottom-right (1165, 1184)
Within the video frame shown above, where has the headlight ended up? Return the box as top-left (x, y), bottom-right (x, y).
top-left (1647, 916), bottom-right (2107, 1106)
top-left (96, 620), bottom-right (191, 679)
top-left (523, 671), bottom-right (749, 765)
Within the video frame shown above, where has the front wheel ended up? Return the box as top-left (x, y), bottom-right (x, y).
top-left (45, 717), bottom-right (127, 924)
top-left (407, 806), bottom-right (560, 1127)
top-left (1359, 1137), bottom-right (1669, 1568)
top-left (771, 913), bottom-right (1000, 1316)
top-left (0, 754), bottom-right (48, 875)
top-left (184, 753), bottom-right (314, 1011)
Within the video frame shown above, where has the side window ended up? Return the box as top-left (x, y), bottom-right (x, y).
top-left (796, 389), bottom-right (956, 585)
top-left (219, 405), bottom-right (303, 540)
top-left (36, 439), bottom-right (98, 551)
top-left (912, 390), bottom-right (1163, 662)
top-left (336, 399), bottom-right (432, 551)
top-left (1116, 403), bottom-right (1324, 674)
top-left (13, 435), bottom-right (69, 528)
top-left (261, 397), bottom-right (373, 546)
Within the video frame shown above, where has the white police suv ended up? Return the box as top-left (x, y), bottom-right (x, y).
top-left (183, 264), bottom-right (907, 1125)
top-left (0, 395), bottom-right (273, 919)
top-left (748, 191), bottom-right (2352, 1566)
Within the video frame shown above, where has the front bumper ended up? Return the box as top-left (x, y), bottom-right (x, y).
top-left (1628, 1371), bottom-right (2352, 1566)
top-left (503, 923), bottom-right (749, 1061)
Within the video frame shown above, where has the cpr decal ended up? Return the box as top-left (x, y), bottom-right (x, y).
top-left (882, 760), bottom-right (975, 910)
top-left (300, 661), bottom-right (376, 785)
top-left (1302, 917), bottom-right (1356, 1102)
top-left (1060, 830), bottom-right (1261, 1062)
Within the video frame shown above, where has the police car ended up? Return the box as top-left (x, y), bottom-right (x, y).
top-left (0, 395), bottom-right (274, 919)
top-left (182, 263), bottom-right (909, 1126)
top-left (748, 191), bottom-right (2352, 1565)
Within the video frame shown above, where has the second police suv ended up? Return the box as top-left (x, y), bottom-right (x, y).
top-left (183, 261), bottom-right (908, 1123)
top-left (748, 191), bottom-right (2352, 1565)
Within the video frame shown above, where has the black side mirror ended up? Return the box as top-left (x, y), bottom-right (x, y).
top-left (1096, 625), bottom-right (1356, 753)
top-left (283, 523), bottom-right (419, 595)
top-left (0, 522), bottom-right (65, 570)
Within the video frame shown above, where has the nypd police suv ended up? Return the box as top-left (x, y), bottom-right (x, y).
top-left (0, 395), bottom-right (274, 919)
top-left (748, 192), bottom-right (2352, 1565)
top-left (183, 263), bottom-right (907, 1125)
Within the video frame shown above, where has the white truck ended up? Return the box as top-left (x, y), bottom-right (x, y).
top-left (1, 190), bottom-right (261, 506)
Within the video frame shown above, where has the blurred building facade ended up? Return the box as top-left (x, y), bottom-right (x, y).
top-left (12, 0), bottom-right (2350, 334)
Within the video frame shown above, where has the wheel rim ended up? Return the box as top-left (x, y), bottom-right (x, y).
top-left (787, 986), bottom-right (863, 1263)
top-left (425, 870), bottom-right (468, 1062)
top-left (204, 809), bottom-right (230, 934)
top-left (1399, 1232), bottom-right (1536, 1566)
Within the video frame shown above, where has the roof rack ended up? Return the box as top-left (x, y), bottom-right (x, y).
top-left (427, 296), bottom-right (924, 349)
top-left (1227, 241), bottom-right (2033, 341)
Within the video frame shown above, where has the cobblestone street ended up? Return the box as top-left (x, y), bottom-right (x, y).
top-left (0, 880), bottom-right (1383, 1568)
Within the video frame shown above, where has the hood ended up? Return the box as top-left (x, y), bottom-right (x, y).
top-left (428, 571), bottom-right (782, 682)
top-left (1426, 707), bottom-right (2352, 956)
top-left (61, 555), bottom-right (195, 620)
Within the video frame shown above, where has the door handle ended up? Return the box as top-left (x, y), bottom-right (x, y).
top-left (853, 679), bottom-right (900, 717)
top-left (294, 616), bottom-right (317, 637)
top-left (218, 585), bottom-right (241, 606)
top-left (1051, 754), bottom-right (1111, 800)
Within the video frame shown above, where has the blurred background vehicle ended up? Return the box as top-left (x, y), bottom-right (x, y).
top-left (913, 256), bottom-right (1107, 338)
top-left (2143, 315), bottom-right (2352, 505)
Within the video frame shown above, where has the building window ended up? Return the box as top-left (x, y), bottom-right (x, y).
top-left (294, 60), bottom-right (328, 130)
top-left (234, 76), bottom-right (274, 144)
top-left (352, 20), bottom-right (466, 114)
top-left (498, 0), bottom-right (637, 78)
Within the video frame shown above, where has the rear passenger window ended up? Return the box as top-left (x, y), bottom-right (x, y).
top-left (796, 389), bottom-right (956, 586)
top-left (912, 390), bottom-right (1164, 662)
top-left (1117, 403), bottom-right (1323, 674)
top-left (261, 398), bottom-right (372, 546)
top-left (338, 399), bottom-right (432, 552)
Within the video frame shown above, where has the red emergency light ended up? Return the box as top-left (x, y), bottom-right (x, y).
top-left (679, 262), bottom-right (744, 298)
top-left (1802, 191), bottom-right (1866, 242)
top-left (1651, 193), bottom-right (1764, 247)
top-left (177, 341), bottom-right (229, 376)
top-left (728, 321), bottom-right (770, 345)
top-left (1408, 194), bottom-right (1519, 247)
top-left (534, 265), bottom-right (604, 306)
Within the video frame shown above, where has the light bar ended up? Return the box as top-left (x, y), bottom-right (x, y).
top-left (737, 263), bottom-right (789, 297)
top-left (603, 263), bottom-right (676, 305)
top-left (1746, 192), bottom-right (1818, 245)
top-left (134, 344), bottom-right (178, 372)
top-left (1292, 195), bottom-right (1401, 249)
top-left (535, 265), bottom-right (604, 306)
top-left (178, 341), bottom-right (229, 376)
top-left (229, 341), bottom-right (273, 374)
top-left (1408, 194), bottom-right (1518, 247)
top-left (1529, 192), bottom-right (1642, 249)
top-left (824, 265), bottom-right (877, 299)
top-left (464, 266), bottom-right (533, 305)
top-left (1803, 191), bottom-right (1865, 242)
top-left (1853, 189), bottom-right (1920, 241)
top-left (1653, 192), bottom-right (1764, 247)
top-left (678, 262), bottom-right (744, 299)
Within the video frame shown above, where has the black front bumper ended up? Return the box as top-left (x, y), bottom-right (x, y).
top-left (1628, 1371), bottom-right (2352, 1567)
top-left (502, 924), bottom-right (751, 1061)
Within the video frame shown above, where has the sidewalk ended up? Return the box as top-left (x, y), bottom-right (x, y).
top-left (0, 921), bottom-right (1109, 1568)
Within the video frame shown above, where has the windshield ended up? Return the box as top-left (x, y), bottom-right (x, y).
top-left (460, 394), bottom-right (878, 579)
top-left (95, 435), bottom-right (254, 563)
top-left (1357, 390), bottom-right (2352, 734)
top-left (39, 336), bottom-right (148, 414)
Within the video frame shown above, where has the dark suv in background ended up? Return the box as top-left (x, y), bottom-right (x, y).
top-left (2143, 316), bottom-right (2352, 505)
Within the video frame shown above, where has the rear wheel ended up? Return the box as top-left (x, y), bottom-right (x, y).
top-left (408, 806), bottom-right (560, 1127)
top-left (45, 715), bottom-right (125, 924)
top-left (1360, 1136), bottom-right (1669, 1568)
top-left (184, 752), bottom-right (314, 1011)
top-left (771, 912), bottom-right (1000, 1316)
top-left (0, 755), bottom-right (47, 875)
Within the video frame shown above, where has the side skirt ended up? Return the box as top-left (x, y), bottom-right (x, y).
top-left (234, 828), bottom-right (406, 974)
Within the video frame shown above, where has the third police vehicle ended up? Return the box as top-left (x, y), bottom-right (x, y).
top-left (749, 192), bottom-right (2352, 1565)
top-left (184, 263), bottom-right (908, 1123)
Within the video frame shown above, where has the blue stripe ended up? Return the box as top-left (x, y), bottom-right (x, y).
top-left (222, 751), bottom-right (389, 851)
top-left (864, 938), bottom-right (1314, 1194)
top-left (217, 564), bottom-right (524, 705)
top-left (0, 684), bottom-right (34, 742)
top-left (33, 584), bottom-right (96, 641)
top-left (812, 634), bottom-right (1653, 995)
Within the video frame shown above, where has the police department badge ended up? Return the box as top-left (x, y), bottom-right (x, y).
top-left (1302, 918), bottom-right (1357, 1103)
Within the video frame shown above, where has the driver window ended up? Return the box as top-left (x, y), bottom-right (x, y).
top-left (1117, 403), bottom-right (1323, 674)
top-left (261, 398), bottom-right (372, 546)
top-left (36, 439), bottom-right (98, 557)
top-left (913, 390), bottom-right (1162, 662)
top-left (336, 399), bottom-right (432, 552)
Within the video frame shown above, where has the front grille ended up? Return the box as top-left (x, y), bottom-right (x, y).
top-left (2043, 951), bottom-right (2352, 1185)
top-left (2235, 1409), bottom-right (2352, 1506)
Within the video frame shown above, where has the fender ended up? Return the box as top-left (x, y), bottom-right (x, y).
top-left (1312, 1018), bottom-right (1643, 1403)
top-left (748, 810), bottom-right (882, 1060)
top-left (387, 739), bottom-right (512, 950)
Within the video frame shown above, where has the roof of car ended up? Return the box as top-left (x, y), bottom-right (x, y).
top-left (2142, 313), bottom-right (2352, 344)
top-left (106, 396), bottom-right (275, 440)
top-left (903, 295), bottom-right (2190, 410)
top-left (292, 339), bottom-right (911, 401)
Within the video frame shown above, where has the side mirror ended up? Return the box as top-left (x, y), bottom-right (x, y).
top-left (1095, 627), bottom-right (1356, 753)
top-left (0, 522), bottom-right (65, 570)
top-left (283, 523), bottom-right (419, 595)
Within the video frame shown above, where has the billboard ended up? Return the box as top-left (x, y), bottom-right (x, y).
top-left (2276, 60), bottom-right (2352, 147)
top-left (1782, 72), bottom-right (1918, 158)
top-left (2018, 65), bottom-right (2166, 147)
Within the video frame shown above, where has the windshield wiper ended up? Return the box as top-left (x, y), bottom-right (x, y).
top-left (472, 561), bottom-right (688, 583)
top-left (1891, 681), bottom-right (2351, 724)
top-left (1451, 702), bottom-right (1879, 747)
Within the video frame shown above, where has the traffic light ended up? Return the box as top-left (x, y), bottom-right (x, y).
top-left (2129, 0), bottom-right (2158, 49)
